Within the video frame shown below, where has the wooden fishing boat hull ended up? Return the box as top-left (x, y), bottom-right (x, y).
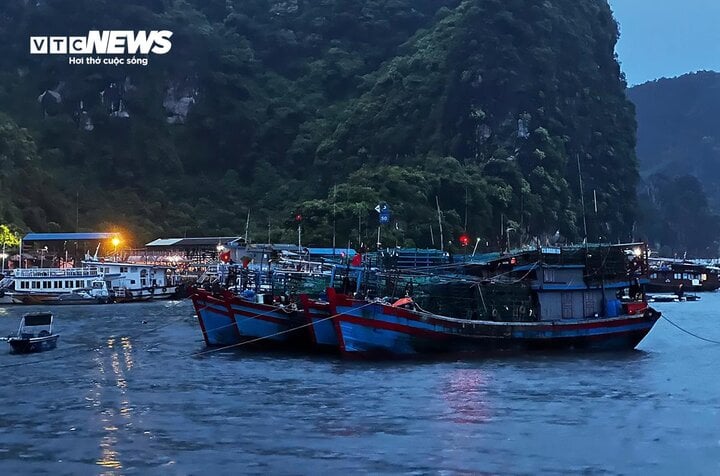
top-left (191, 289), bottom-right (312, 348)
top-left (191, 290), bottom-right (242, 346)
top-left (8, 334), bottom-right (59, 354)
top-left (327, 290), bottom-right (661, 357)
top-left (300, 295), bottom-right (337, 351)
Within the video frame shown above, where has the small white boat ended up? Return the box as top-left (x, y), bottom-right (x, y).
top-left (4, 312), bottom-right (59, 354)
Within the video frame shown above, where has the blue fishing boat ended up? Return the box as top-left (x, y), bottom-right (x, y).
top-left (327, 243), bottom-right (662, 357)
top-left (191, 289), bottom-right (243, 346)
top-left (300, 294), bottom-right (337, 350)
top-left (191, 288), bottom-right (319, 348)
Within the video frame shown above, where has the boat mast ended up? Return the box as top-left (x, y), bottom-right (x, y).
top-left (464, 186), bottom-right (468, 231)
top-left (332, 185), bottom-right (337, 256)
top-left (244, 209), bottom-right (251, 244)
top-left (577, 154), bottom-right (588, 241)
top-left (435, 195), bottom-right (444, 252)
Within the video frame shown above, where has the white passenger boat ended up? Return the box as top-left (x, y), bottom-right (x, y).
top-left (6, 267), bottom-right (111, 304)
top-left (84, 260), bottom-right (181, 302)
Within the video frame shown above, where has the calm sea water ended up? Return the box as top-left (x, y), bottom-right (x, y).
top-left (0, 295), bottom-right (719, 475)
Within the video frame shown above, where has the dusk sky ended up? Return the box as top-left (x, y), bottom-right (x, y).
top-left (609, 0), bottom-right (720, 85)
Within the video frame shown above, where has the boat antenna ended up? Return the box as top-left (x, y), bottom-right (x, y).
top-left (356, 203), bottom-right (362, 246)
top-left (435, 195), bottom-right (444, 252)
top-left (244, 209), bottom-right (251, 244)
top-left (593, 189), bottom-right (598, 214)
top-left (464, 186), bottom-right (468, 231)
top-left (576, 154), bottom-right (588, 242)
top-left (332, 184), bottom-right (337, 256)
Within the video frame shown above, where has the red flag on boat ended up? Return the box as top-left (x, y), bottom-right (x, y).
top-left (219, 251), bottom-right (231, 263)
top-left (351, 253), bottom-right (362, 267)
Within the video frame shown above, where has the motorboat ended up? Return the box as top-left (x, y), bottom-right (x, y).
top-left (3, 312), bottom-right (59, 353)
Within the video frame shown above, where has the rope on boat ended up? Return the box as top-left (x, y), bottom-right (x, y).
top-left (661, 315), bottom-right (720, 345)
top-left (191, 299), bottom-right (304, 336)
top-left (191, 301), bottom-right (377, 357)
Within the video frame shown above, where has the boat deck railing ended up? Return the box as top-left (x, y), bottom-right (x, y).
top-left (13, 267), bottom-right (100, 279)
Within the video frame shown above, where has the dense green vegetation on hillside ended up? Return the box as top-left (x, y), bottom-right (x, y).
top-left (629, 72), bottom-right (720, 256)
top-left (0, 0), bottom-right (638, 249)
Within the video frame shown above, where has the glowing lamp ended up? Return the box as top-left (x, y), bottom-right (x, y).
top-left (459, 233), bottom-right (470, 247)
top-left (219, 251), bottom-right (231, 263)
top-left (295, 214), bottom-right (303, 222)
top-left (111, 237), bottom-right (120, 247)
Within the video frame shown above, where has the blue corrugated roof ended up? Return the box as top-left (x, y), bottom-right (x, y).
top-left (307, 247), bottom-right (357, 256)
top-left (23, 232), bottom-right (119, 241)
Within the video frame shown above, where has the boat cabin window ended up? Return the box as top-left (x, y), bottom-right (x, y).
top-left (75, 280), bottom-right (83, 288)
top-left (92, 282), bottom-right (104, 289)
top-left (65, 280), bottom-right (72, 287)
top-left (674, 273), bottom-right (681, 280)
top-left (25, 314), bottom-right (52, 326)
top-left (54, 281), bottom-right (61, 288)
top-left (130, 280), bottom-right (136, 284)
top-left (120, 267), bottom-right (129, 273)
top-left (702, 274), bottom-right (707, 281)
top-left (650, 273), bottom-right (657, 279)
top-left (20, 281), bottom-right (29, 289)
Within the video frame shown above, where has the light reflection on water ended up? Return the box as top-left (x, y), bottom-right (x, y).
top-left (443, 368), bottom-right (491, 424)
top-left (0, 299), bottom-right (718, 474)
top-left (93, 334), bottom-right (135, 471)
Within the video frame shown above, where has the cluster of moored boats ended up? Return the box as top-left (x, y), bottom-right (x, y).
top-left (191, 242), bottom-right (663, 358)
top-left (4, 240), bottom-right (697, 358)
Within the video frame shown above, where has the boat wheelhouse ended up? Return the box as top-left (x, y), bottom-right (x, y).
top-left (88, 261), bottom-right (181, 301)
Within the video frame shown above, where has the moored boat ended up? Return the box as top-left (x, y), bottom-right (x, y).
top-left (300, 294), bottom-right (336, 350)
top-left (328, 289), bottom-right (660, 357)
top-left (190, 262), bottom-right (349, 349)
top-left (646, 258), bottom-right (720, 293)
top-left (191, 288), bottom-right (313, 348)
top-left (4, 312), bottom-right (59, 354)
top-left (6, 267), bottom-right (111, 304)
top-left (85, 260), bottom-right (181, 302)
top-left (327, 243), bottom-right (662, 357)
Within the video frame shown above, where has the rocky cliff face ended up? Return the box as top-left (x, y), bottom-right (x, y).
top-left (629, 71), bottom-right (720, 255)
top-left (0, 0), bottom-right (637, 246)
